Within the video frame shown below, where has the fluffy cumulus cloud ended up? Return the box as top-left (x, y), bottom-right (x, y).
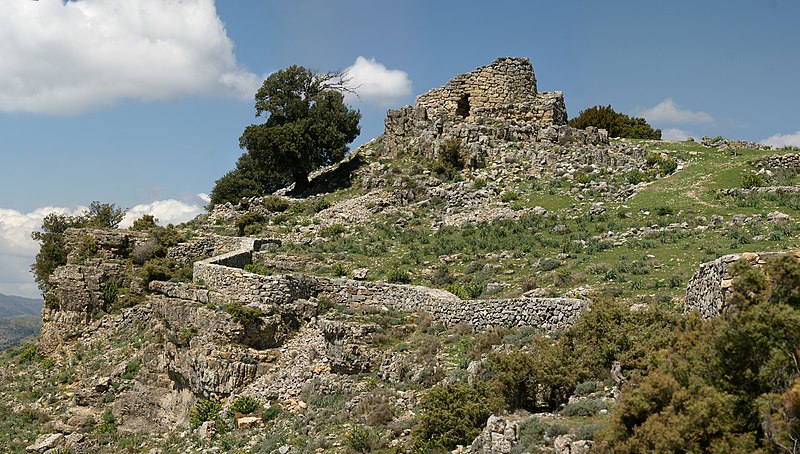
top-left (120, 196), bottom-right (206, 228)
top-left (0, 0), bottom-right (259, 114)
top-left (640, 98), bottom-right (714, 124)
top-left (343, 57), bottom-right (412, 106)
top-left (661, 128), bottom-right (693, 141)
top-left (0, 206), bottom-right (84, 298)
top-left (761, 130), bottom-right (800, 148)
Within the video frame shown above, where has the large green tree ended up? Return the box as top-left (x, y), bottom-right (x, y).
top-left (211, 66), bottom-right (361, 205)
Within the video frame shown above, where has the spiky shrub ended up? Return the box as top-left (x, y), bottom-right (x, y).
top-left (189, 399), bottom-right (223, 429)
top-left (228, 395), bottom-right (260, 417)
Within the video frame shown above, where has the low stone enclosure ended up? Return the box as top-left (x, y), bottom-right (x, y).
top-left (382, 57), bottom-right (609, 166)
top-left (684, 250), bottom-right (800, 319)
top-left (193, 238), bottom-right (586, 332)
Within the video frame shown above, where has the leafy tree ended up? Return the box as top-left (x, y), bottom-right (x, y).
top-left (569, 105), bottom-right (661, 140)
top-left (211, 65), bottom-right (361, 204)
top-left (130, 214), bottom-right (158, 231)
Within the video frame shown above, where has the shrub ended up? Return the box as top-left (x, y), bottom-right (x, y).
top-left (16, 344), bottom-right (39, 365)
top-left (121, 360), bottom-right (140, 380)
top-left (386, 268), bottom-right (411, 284)
top-left (140, 258), bottom-right (191, 284)
top-left (568, 105), bottom-right (661, 139)
top-left (574, 380), bottom-right (603, 396)
top-left (262, 196), bottom-right (289, 213)
top-left (75, 234), bottom-right (98, 263)
top-left (96, 408), bottom-right (117, 434)
top-left (329, 263), bottom-right (347, 277)
top-left (414, 382), bottom-right (504, 449)
top-left (432, 138), bottom-right (464, 179)
top-left (130, 214), bottom-right (158, 231)
top-left (446, 283), bottom-right (483, 300)
top-left (574, 422), bottom-right (606, 441)
top-left (473, 178), bottom-right (487, 189)
top-left (101, 283), bottom-right (119, 306)
top-left (511, 417), bottom-right (549, 453)
top-left (319, 224), bottom-right (346, 237)
top-left (741, 173), bottom-right (766, 189)
top-left (228, 395), bottom-right (260, 416)
top-left (343, 426), bottom-right (372, 453)
top-left (189, 399), bottom-right (223, 429)
top-left (235, 212), bottom-right (266, 236)
top-left (546, 424), bottom-right (569, 438)
top-left (262, 406), bottom-right (280, 421)
top-left (501, 190), bottom-right (519, 202)
top-left (224, 303), bottom-right (264, 326)
top-left (538, 258), bottom-right (561, 271)
top-left (312, 198), bottom-right (331, 213)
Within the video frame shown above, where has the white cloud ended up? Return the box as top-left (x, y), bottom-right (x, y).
top-left (640, 98), bottom-right (714, 124)
top-left (761, 130), bottom-right (800, 148)
top-left (661, 128), bottom-right (693, 141)
top-left (0, 0), bottom-right (259, 114)
top-left (343, 57), bottom-right (412, 106)
top-left (120, 198), bottom-right (205, 228)
top-left (0, 206), bottom-right (84, 298)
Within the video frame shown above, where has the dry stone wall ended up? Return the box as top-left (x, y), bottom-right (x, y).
top-left (756, 153), bottom-right (800, 169)
top-left (193, 240), bottom-right (587, 331)
top-left (684, 251), bottom-right (800, 319)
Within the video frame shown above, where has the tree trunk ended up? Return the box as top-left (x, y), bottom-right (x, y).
top-left (292, 172), bottom-right (309, 194)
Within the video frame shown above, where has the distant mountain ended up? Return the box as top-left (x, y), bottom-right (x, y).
top-left (0, 293), bottom-right (42, 318)
top-left (0, 316), bottom-right (40, 350)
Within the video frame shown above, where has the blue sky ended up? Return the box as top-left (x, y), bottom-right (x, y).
top-left (1, 0), bottom-right (799, 297)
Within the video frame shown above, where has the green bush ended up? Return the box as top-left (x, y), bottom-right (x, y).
top-left (319, 224), bottom-right (346, 237)
top-left (189, 399), bottom-right (223, 429)
top-left (235, 212), bottom-right (266, 236)
top-left (262, 196), bottom-right (290, 213)
top-left (312, 198), bottom-right (331, 213)
top-left (386, 268), bottom-right (411, 284)
top-left (569, 105), bottom-right (661, 139)
top-left (224, 303), bottom-right (264, 326)
top-left (574, 380), bottom-right (603, 396)
top-left (16, 344), bottom-right (39, 365)
top-left (511, 417), bottom-right (549, 453)
top-left (501, 190), bottom-right (519, 202)
top-left (741, 173), bottom-right (766, 189)
top-left (414, 382), bottom-right (504, 449)
top-left (228, 395), bottom-right (260, 416)
top-left (343, 426), bottom-right (372, 453)
top-left (432, 138), bottom-right (464, 179)
top-left (140, 257), bottom-right (192, 284)
top-left (130, 214), bottom-right (158, 231)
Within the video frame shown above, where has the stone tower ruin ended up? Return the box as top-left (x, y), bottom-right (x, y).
top-left (383, 57), bottom-right (607, 164)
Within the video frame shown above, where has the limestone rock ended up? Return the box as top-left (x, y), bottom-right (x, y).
top-left (26, 433), bottom-right (65, 453)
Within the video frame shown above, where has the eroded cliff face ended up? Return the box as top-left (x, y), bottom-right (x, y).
top-left (36, 228), bottom-right (321, 435)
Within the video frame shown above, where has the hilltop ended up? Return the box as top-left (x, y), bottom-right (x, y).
top-left (1, 58), bottom-right (799, 453)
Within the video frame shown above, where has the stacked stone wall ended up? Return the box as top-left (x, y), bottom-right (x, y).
top-left (193, 241), bottom-right (586, 331)
top-left (684, 251), bottom-right (799, 319)
top-left (756, 153), bottom-right (800, 169)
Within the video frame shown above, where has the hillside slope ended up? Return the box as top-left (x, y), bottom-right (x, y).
top-left (0, 58), bottom-right (798, 453)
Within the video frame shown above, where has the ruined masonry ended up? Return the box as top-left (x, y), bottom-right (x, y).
top-left (383, 57), bottom-right (608, 164)
top-left (684, 250), bottom-right (800, 319)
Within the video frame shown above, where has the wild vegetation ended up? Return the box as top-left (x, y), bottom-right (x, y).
top-left (569, 105), bottom-right (661, 140)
